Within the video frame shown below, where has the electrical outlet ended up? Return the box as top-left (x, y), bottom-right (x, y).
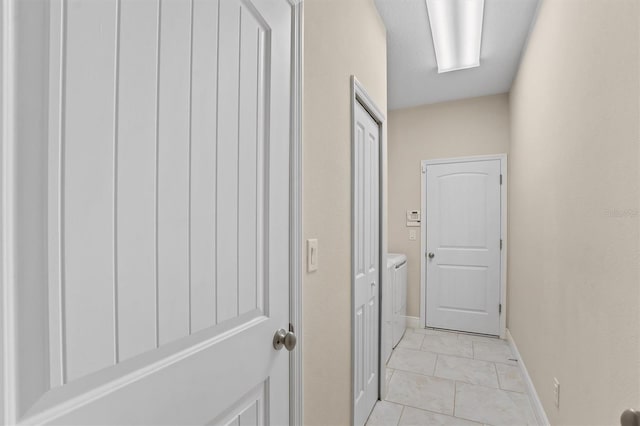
top-left (553, 378), bottom-right (560, 408)
top-left (409, 229), bottom-right (417, 241)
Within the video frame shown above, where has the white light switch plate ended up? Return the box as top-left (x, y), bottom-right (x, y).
top-left (307, 239), bottom-right (318, 272)
top-left (409, 229), bottom-right (417, 241)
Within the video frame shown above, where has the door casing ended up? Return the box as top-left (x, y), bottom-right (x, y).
top-left (289, 1), bottom-right (303, 424)
top-left (419, 154), bottom-right (507, 339)
top-left (350, 75), bottom-right (387, 424)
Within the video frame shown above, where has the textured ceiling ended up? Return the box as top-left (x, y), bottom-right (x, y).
top-left (375, 0), bottom-right (540, 110)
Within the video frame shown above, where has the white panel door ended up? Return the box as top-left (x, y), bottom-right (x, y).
top-left (353, 102), bottom-right (380, 426)
top-left (10, 0), bottom-right (293, 424)
top-left (425, 160), bottom-right (502, 336)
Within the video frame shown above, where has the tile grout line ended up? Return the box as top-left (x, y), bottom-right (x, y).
top-left (453, 380), bottom-right (457, 417)
top-left (494, 362), bottom-right (502, 391)
top-left (384, 399), bottom-right (458, 420)
top-left (394, 402), bottom-right (487, 426)
top-left (388, 367), bottom-right (443, 380)
top-left (434, 351), bottom-right (497, 364)
top-left (433, 353), bottom-right (438, 376)
top-left (396, 405), bottom-right (405, 426)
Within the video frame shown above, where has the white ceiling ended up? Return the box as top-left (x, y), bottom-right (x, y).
top-left (375, 0), bottom-right (540, 110)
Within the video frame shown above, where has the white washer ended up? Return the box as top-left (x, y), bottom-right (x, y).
top-left (389, 254), bottom-right (408, 348)
top-left (383, 253), bottom-right (408, 363)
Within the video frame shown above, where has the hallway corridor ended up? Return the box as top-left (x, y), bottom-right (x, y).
top-left (367, 328), bottom-right (537, 426)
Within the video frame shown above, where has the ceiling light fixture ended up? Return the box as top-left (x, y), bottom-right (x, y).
top-left (426, 0), bottom-right (485, 73)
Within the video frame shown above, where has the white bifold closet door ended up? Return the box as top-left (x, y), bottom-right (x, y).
top-left (9, 0), bottom-right (293, 424)
top-left (353, 101), bottom-right (380, 426)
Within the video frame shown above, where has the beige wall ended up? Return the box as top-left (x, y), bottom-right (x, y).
top-left (508, 0), bottom-right (640, 424)
top-left (388, 95), bottom-right (510, 318)
top-left (302, 1), bottom-right (387, 424)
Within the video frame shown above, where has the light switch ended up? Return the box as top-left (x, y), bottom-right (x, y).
top-left (409, 229), bottom-right (417, 241)
top-left (307, 239), bottom-right (318, 272)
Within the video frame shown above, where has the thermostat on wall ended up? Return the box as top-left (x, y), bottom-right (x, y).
top-left (406, 210), bottom-right (421, 227)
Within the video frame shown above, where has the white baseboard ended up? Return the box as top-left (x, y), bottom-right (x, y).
top-left (406, 316), bottom-right (420, 329)
top-left (506, 329), bottom-right (550, 426)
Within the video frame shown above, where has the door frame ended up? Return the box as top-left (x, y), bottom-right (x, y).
top-left (350, 75), bottom-right (387, 424)
top-left (419, 154), bottom-right (507, 339)
top-left (1, 0), bottom-right (14, 422)
top-left (289, 1), bottom-right (303, 424)
top-left (0, 0), bottom-right (303, 423)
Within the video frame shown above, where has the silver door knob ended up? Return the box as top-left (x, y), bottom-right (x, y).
top-left (621, 409), bottom-right (640, 426)
top-left (273, 328), bottom-right (297, 351)
top-left (428, 252), bottom-right (435, 259)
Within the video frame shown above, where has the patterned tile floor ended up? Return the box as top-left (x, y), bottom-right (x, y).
top-left (366, 328), bottom-right (538, 426)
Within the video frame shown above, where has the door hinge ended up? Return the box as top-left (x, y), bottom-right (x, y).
top-left (499, 304), bottom-right (502, 315)
top-left (500, 174), bottom-right (503, 185)
top-left (289, 323), bottom-right (295, 333)
top-left (421, 165), bottom-right (426, 174)
top-left (500, 239), bottom-right (503, 250)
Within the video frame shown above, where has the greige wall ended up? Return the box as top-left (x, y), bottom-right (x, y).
top-left (302, 1), bottom-right (387, 424)
top-left (388, 95), bottom-right (510, 318)
top-left (508, 0), bottom-right (640, 424)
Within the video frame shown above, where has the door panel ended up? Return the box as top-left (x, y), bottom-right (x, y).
top-left (425, 160), bottom-right (501, 336)
top-left (62, 0), bottom-right (118, 382)
top-left (11, 0), bottom-right (292, 423)
top-left (116, 0), bottom-right (160, 362)
top-left (216, 0), bottom-right (241, 324)
top-left (353, 102), bottom-right (379, 426)
top-left (189, 0), bottom-right (219, 333)
top-left (156, 0), bottom-right (192, 346)
top-left (212, 383), bottom-right (265, 426)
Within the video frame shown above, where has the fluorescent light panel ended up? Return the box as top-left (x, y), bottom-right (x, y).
top-left (426, 0), bottom-right (485, 73)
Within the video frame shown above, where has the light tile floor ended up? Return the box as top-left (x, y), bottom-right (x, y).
top-left (367, 328), bottom-right (537, 426)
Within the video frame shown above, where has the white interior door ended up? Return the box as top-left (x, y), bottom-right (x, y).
top-left (425, 159), bottom-right (502, 336)
top-left (5, 0), bottom-right (293, 424)
top-left (353, 101), bottom-right (380, 426)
